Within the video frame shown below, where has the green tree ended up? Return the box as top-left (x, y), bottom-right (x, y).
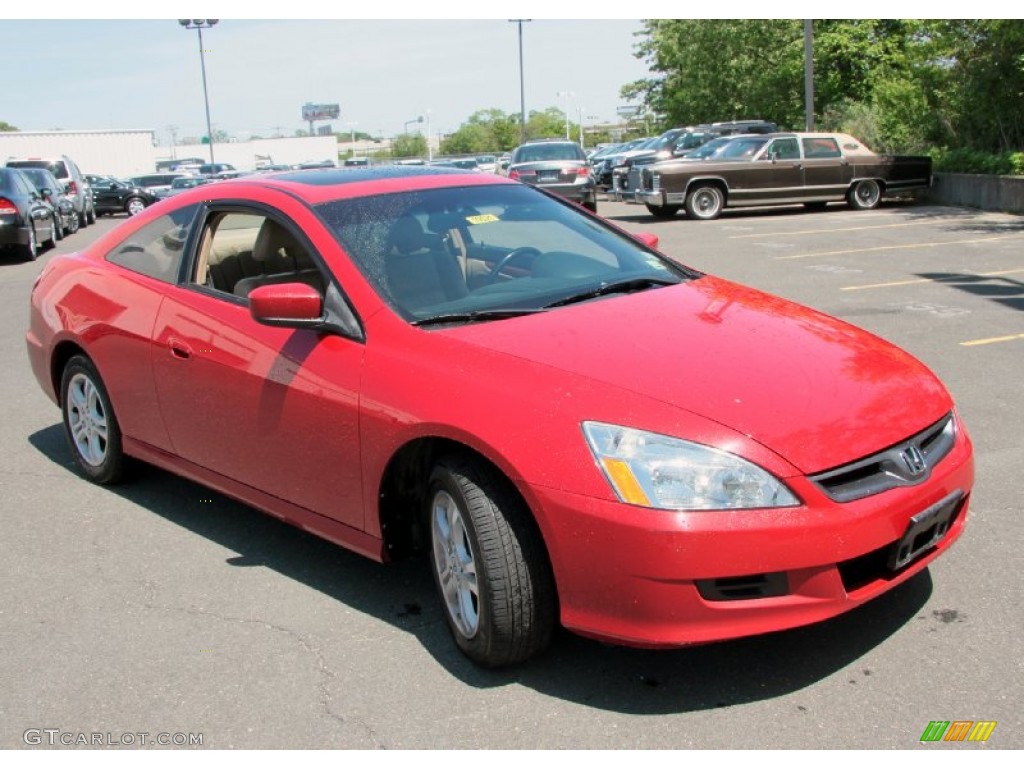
top-left (0, 120), bottom-right (17, 132)
top-left (625, 19), bottom-right (1024, 156)
top-left (392, 133), bottom-right (427, 158)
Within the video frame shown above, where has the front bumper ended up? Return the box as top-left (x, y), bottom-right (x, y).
top-left (531, 426), bottom-right (973, 648)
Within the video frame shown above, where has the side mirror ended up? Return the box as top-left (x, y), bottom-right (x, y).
top-left (41, 188), bottom-right (52, 198)
top-left (633, 232), bottom-right (659, 250)
top-left (248, 282), bottom-right (324, 328)
top-left (64, 183), bottom-right (72, 194)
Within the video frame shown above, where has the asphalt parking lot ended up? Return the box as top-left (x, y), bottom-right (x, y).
top-left (1, 199), bottom-right (1021, 749)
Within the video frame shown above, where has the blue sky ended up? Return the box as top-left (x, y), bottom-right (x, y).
top-left (2, 17), bottom-right (651, 145)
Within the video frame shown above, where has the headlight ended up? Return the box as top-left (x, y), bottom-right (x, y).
top-left (582, 422), bottom-right (799, 510)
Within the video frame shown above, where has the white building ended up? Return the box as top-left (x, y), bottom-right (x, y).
top-left (1, 129), bottom-right (343, 177)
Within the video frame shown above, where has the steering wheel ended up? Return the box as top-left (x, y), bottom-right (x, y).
top-left (487, 247), bottom-right (542, 284)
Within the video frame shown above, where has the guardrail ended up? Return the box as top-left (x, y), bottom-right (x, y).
top-left (926, 172), bottom-right (1024, 215)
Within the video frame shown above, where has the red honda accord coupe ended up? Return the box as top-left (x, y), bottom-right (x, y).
top-left (26, 167), bottom-right (973, 667)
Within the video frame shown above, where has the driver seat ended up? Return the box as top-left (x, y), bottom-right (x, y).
top-left (385, 216), bottom-right (467, 311)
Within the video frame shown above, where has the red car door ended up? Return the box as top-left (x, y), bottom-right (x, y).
top-left (150, 213), bottom-right (365, 531)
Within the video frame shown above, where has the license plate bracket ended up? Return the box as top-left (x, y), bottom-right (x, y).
top-left (888, 490), bottom-right (962, 570)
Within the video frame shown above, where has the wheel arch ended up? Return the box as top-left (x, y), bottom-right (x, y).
top-left (848, 176), bottom-right (886, 193)
top-left (376, 436), bottom-right (555, 577)
top-left (683, 176), bottom-right (730, 203)
top-left (50, 340), bottom-right (90, 406)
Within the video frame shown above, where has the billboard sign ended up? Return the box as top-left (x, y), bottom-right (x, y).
top-left (302, 103), bottom-right (340, 122)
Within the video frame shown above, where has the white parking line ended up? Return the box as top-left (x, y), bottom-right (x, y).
top-left (773, 233), bottom-right (1024, 260)
top-left (731, 217), bottom-right (962, 239)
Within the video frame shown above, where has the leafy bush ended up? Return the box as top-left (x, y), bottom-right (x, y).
top-left (931, 148), bottom-right (1024, 176)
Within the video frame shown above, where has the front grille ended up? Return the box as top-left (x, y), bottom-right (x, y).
top-left (641, 169), bottom-right (658, 191)
top-left (809, 413), bottom-right (956, 503)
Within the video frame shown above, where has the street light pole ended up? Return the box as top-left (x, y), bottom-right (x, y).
top-left (425, 110), bottom-right (432, 161)
top-left (178, 19), bottom-right (219, 165)
top-left (509, 20), bottom-right (531, 143)
top-left (347, 121), bottom-right (358, 154)
top-left (557, 90), bottom-right (575, 141)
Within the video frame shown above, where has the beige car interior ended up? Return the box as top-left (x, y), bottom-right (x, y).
top-left (197, 213), bottom-right (325, 299)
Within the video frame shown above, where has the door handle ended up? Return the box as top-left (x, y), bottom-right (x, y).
top-left (168, 338), bottom-right (193, 360)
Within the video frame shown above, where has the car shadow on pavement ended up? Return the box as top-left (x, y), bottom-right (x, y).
top-left (913, 272), bottom-right (1024, 312)
top-left (601, 199), bottom-right (930, 226)
top-left (30, 422), bottom-right (933, 714)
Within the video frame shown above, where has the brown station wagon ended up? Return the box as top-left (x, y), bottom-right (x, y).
top-left (635, 132), bottom-right (932, 220)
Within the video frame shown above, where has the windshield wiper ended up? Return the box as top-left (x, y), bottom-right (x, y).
top-left (411, 308), bottom-right (548, 327)
top-left (542, 277), bottom-right (679, 309)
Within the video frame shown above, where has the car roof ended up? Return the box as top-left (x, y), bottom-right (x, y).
top-left (169, 165), bottom-right (515, 206)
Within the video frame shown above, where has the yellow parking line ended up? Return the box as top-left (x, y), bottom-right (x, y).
top-left (774, 233), bottom-right (1024, 260)
top-left (731, 219), bottom-right (953, 239)
top-left (841, 268), bottom-right (1024, 292)
top-left (960, 333), bottom-right (1024, 347)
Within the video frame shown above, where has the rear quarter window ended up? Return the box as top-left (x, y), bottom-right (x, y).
top-left (106, 204), bottom-right (200, 283)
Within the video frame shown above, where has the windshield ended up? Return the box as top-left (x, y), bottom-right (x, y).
top-left (683, 135), bottom-right (739, 159)
top-left (317, 183), bottom-right (695, 325)
top-left (715, 137), bottom-right (770, 159)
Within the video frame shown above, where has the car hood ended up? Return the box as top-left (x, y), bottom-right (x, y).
top-left (447, 276), bottom-right (951, 474)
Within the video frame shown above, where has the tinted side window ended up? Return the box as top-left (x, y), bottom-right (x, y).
top-left (802, 137), bottom-right (841, 159)
top-left (771, 138), bottom-right (800, 160)
top-left (107, 204), bottom-right (199, 283)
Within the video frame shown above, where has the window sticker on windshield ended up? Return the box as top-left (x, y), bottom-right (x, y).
top-left (465, 213), bottom-right (499, 225)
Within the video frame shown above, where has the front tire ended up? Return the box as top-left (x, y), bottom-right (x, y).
top-left (685, 184), bottom-right (724, 220)
top-left (60, 355), bottom-right (125, 485)
top-left (847, 179), bottom-right (882, 210)
top-left (427, 455), bottom-right (555, 668)
top-left (645, 203), bottom-right (680, 219)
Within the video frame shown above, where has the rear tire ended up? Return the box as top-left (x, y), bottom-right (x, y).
top-left (60, 355), bottom-right (125, 485)
top-left (20, 225), bottom-right (38, 261)
top-left (86, 204), bottom-right (96, 225)
top-left (847, 179), bottom-right (882, 210)
top-left (427, 454), bottom-right (555, 668)
top-left (583, 200), bottom-right (598, 214)
top-left (53, 213), bottom-right (64, 241)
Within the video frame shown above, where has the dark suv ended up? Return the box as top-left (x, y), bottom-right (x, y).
top-left (85, 175), bottom-right (158, 217)
top-left (508, 139), bottom-right (597, 212)
top-left (5, 155), bottom-right (95, 227)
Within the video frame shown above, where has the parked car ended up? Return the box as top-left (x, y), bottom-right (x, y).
top-left (85, 175), bottom-right (159, 217)
top-left (507, 139), bottom-right (597, 212)
top-left (636, 132), bottom-right (933, 219)
top-left (475, 155), bottom-right (497, 173)
top-left (609, 121), bottom-right (779, 201)
top-left (129, 173), bottom-right (188, 199)
top-left (592, 136), bottom-right (654, 190)
top-left (27, 167), bottom-right (973, 668)
top-left (343, 157), bottom-right (370, 167)
top-left (0, 167), bottom-right (58, 260)
top-left (16, 167), bottom-right (79, 240)
top-left (6, 155), bottom-right (95, 227)
top-left (164, 177), bottom-right (212, 197)
top-left (198, 163), bottom-right (236, 176)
